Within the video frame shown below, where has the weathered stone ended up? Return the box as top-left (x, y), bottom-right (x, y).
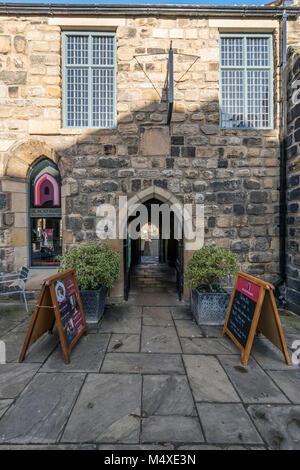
top-left (0, 36), bottom-right (11, 54)
top-left (62, 374), bottom-right (141, 444)
top-left (231, 240), bottom-right (250, 253)
top-left (98, 158), bottom-right (128, 168)
top-left (218, 356), bottom-right (289, 404)
top-left (197, 404), bottom-right (263, 444)
top-left (0, 373), bottom-right (85, 443)
top-left (141, 416), bottom-right (204, 443)
top-left (14, 35), bottom-right (27, 53)
top-left (247, 405), bottom-right (300, 450)
top-left (0, 364), bottom-right (39, 399)
top-left (101, 353), bottom-right (185, 375)
top-left (141, 325), bottom-right (182, 353)
top-left (142, 375), bottom-right (196, 416)
top-left (250, 191), bottom-right (269, 204)
top-left (0, 71), bottom-right (26, 85)
top-left (141, 128), bottom-right (170, 156)
top-left (41, 334), bottom-right (110, 372)
top-left (183, 355), bottom-right (240, 402)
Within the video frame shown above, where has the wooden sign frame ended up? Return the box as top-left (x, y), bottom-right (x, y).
top-left (222, 272), bottom-right (291, 367)
top-left (19, 269), bottom-right (88, 364)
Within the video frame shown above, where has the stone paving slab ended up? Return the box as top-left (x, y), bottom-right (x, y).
top-left (97, 444), bottom-right (175, 450)
top-left (142, 375), bottom-right (197, 417)
top-left (267, 370), bottom-right (300, 404)
top-left (201, 325), bottom-right (224, 338)
top-left (0, 307), bottom-right (32, 338)
top-left (218, 356), bottom-right (290, 404)
top-left (100, 313), bottom-right (142, 334)
top-left (174, 320), bottom-right (203, 338)
top-left (251, 338), bottom-right (298, 370)
top-left (170, 306), bottom-right (193, 320)
top-left (0, 317), bottom-right (24, 338)
top-left (197, 403), bottom-right (263, 445)
top-left (284, 332), bottom-right (300, 350)
top-left (141, 416), bottom-right (204, 443)
top-left (0, 301), bottom-right (299, 449)
top-left (0, 363), bottom-right (39, 399)
top-left (127, 292), bottom-right (180, 307)
top-left (101, 353), bottom-right (185, 375)
top-left (0, 444), bottom-right (97, 450)
top-left (1, 327), bottom-right (36, 363)
top-left (41, 333), bottom-right (110, 372)
top-left (104, 305), bottom-right (142, 317)
top-left (24, 331), bottom-right (60, 363)
top-left (141, 325), bottom-right (182, 353)
top-left (108, 334), bottom-right (140, 353)
top-left (62, 374), bottom-right (142, 444)
top-left (247, 404), bottom-right (300, 450)
top-left (180, 337), bottom-right (240, 355)
top-left (177, 444), bottom-right (266, 450)
top-left (183, 355), bottom-right (240, 403)
top-left (0, 400), bottom-right (13, 419)
top-left (0, 373), bottom-right (85, 444)
top-left (143, 307), bottom-right (173, 326)
top-left (1, 324), bottom-right (58, 363)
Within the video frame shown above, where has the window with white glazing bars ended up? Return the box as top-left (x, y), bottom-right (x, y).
top-left (63, 32), bottom-right (116, 128)
top-left (220, 35), bottom-right (273, 129)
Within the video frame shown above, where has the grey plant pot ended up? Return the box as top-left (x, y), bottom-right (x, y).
top-left (191, 289), bottom-right (231, 325)
top-left (80, 286), bottom-right (107, 325)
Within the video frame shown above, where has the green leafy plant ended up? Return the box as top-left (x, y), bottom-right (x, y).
top-left (185, 246), bottom-right (238, 292)
top-left (57, 243), bottom-right (120, 290)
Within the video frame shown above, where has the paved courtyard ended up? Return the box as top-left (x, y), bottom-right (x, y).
top-left (0, 296), bottom-right (299, 450)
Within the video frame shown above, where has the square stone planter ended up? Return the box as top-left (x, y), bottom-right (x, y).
top-left (191, 289), bottom-right (231, 325)
top-left (80, 286), bottom-right (107, 325)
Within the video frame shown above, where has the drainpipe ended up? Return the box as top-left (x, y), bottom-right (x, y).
top-left (273, 6), bottom-right (288, 305)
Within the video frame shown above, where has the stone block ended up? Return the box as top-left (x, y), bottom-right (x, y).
top-left (0, 373), bottom-right (85, 444)
top-left (14, 35), bottom-right (27, 53)
top-left (0, 35), bottom-right (11, 54)
top-left (28, 120), bottom-right (60, 135)
top-left (141, 127), bottom-right (170, 156)
top-left (12, 228), bottom-right (27, 247)
top-left (0, 71), bottom-right (26, 85)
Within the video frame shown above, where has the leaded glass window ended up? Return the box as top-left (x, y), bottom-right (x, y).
top-left (220, 34), bottom-right (273, 129)
top-left (63, 32), bottom-right (116, 129)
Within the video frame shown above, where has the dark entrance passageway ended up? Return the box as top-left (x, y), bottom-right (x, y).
top-left (124, 198), bottom-right (183, 305)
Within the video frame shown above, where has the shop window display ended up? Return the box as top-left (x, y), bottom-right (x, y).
top-left (29, 159), bottom-right (62, 266)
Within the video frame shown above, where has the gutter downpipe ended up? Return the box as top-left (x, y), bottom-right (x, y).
top-left (274, 6), bottom-right (288, 305)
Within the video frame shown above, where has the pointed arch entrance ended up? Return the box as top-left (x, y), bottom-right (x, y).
top-left (123, 187), bottom-right (184, 302)
top-left (28, 158), bottom-right (62, 267)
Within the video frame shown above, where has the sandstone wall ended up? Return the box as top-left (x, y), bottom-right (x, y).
top-left (0, 14), bottom-right (282, 297)
top-left (286, 47), bottom-right (300, 314)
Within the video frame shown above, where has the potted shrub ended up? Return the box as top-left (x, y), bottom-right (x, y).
top-left (185, 246), bottom-right (238, 325)
top-left (57, 243), bottom-right (120, 324)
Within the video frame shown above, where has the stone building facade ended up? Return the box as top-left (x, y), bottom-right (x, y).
top-left (0, 2), bottom-right (299, 307)
top-left (287, 46), bottom-right (300, 314)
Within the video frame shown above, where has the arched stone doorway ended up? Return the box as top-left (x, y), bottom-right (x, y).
top-left (0, 139), bottom-right (67, 289)
top-left (122, 186), bottom-right (185, 304)
top-left (28, 157), bottom-right (62, 268)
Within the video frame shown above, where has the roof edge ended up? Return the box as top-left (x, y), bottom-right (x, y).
top-left (0, 2), bottom-right (299, 18)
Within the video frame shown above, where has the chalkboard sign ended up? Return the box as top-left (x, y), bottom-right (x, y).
top-left (227, 276), bottom-right (261, 349)
top-left (222, 272), bottom-right (291, 366)
top-left (19, 269), bottom-right (88, 364)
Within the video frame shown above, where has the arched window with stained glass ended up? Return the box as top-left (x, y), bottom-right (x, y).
top-left (29, 158), bottom-right (62, 267)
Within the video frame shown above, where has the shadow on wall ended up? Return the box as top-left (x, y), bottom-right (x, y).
top-left (1, 84), bottom-right (280, 284)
